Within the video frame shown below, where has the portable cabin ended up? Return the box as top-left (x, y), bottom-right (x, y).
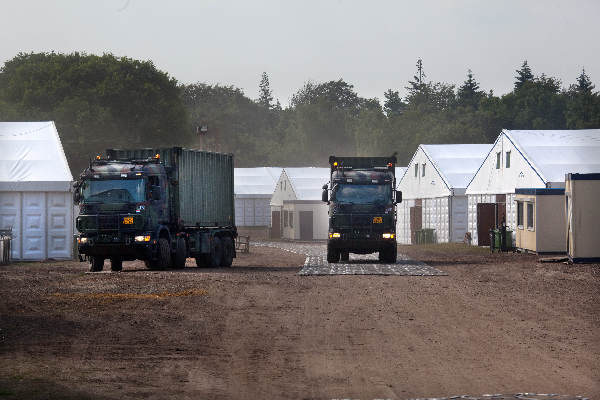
top-left (514, 188), bottom-right (566, 254)
top-left (396, 144), bottom-right (491, 244)
top-left (270, 168), bottom-right (330, 240)
top-left (0, 121), bottom-right (74, 260)
top-left (465, 129), bottom-right (600, 246)
top-left (565, 173), bottom-right (600, 263)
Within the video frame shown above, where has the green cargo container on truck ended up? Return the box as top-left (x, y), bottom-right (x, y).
top-left (321, 156), bottom-right (402, 263)
top-left (73, 147), bottom-right (237, 272)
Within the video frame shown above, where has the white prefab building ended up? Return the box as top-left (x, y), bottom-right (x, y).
top-left (0, 121), bottom-right (74, 260)
top-left (234, 167), bottom-right (282, 227)
top-left (397, 144), bottom-right (492, 244)
top-left (270, 167), bottom-right (330, 240)
top-left (465, 129), bottom-right (600, 246)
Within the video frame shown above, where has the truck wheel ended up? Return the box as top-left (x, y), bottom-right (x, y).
top-left (158, 238), bottom-right (172, 269)
top-left (172, 237), bottom-right (187, 269)
top-left (326, 245), bottom-right (340, 263)
top-left (221, 237), bottom-right (234, 267)
top-left (209, 237), bottom-right (223, 268)
top-left (110, 258), bottom-right (123, 272)
top-left (90, 256), bottom-right (104, 272)
top-left (340, 251), bottom-right (349, 262)
top-left (195, 255), bottom-right (210, 267)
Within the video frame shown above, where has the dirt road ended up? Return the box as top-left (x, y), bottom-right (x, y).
top-left (0, 243), bottom-right (598, 399)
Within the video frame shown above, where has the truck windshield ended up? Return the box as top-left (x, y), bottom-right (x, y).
top-left (81, 179), bottom-right (145, 203)
top-left (333, 184), bottom-right (391, 205)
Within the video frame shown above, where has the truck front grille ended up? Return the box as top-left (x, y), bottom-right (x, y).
top-left (98, 215), bottom-right (119, 230)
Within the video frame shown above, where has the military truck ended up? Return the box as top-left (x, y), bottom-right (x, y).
top-left (74, 147), bottom-right (236, 271)
top-left (321, 156), bottom-right (401, 263)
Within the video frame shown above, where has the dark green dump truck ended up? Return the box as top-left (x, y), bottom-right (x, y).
top-left (74, 147), bottom-right (236, 271)
top-left (321, 156), bottom-right (401, 263)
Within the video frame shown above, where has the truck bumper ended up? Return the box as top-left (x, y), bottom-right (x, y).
top-left (78, 238), bottom-right (155, 261)
top-left (327, 238), bottom-right (396, 253)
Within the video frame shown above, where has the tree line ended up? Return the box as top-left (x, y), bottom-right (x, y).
top-left (1, 52), bottom-right (599, 176)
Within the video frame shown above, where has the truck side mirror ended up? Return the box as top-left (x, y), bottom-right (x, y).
top-left (395, 190), bottom-right (402, 204)
top-left (321, 188), bottom-right (328, 203)
top-left (151, 186), bottom-right (161, 200)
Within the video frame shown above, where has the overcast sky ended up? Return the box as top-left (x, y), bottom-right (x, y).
top-left (3, 0), bottom-right (599, 106)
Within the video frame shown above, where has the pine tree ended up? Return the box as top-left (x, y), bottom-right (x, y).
top-left (575, 68), bottom-right (595, 94)
top-left (258, 71), bottom-right (274, 108)
top-left (514, 60), bottom-right (534, 90)
top-left (457, 69), bottom-right (484, 108)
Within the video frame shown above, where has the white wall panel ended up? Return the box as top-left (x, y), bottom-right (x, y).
top-left (22, 192), bottom-right (46, 260)
top-left (46, 192), bottom-right (72, 259)
top-left (0, 192), bottom-right (21, 259)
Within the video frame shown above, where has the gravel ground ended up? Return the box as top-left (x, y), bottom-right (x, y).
top-left (0, 242), bottom-right (598, 399)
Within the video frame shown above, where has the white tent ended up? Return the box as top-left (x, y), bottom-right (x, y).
top-left (270, 167), bottom-right (330, 240)
top-left (0, 121), bottom-right (74, 260)
top-left (465, 129), bottom-right (600, 246)
top-left (397, 144), bottom-right (492, 244)
top-left (234, 167), bottom-right (282, 227)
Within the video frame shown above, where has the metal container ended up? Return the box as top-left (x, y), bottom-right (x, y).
top-left (106, 147), bottom-right (235, 228)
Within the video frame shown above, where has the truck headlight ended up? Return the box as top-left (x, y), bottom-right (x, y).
top-left (77, 237), bottom-right (88, 244)
top-left (135, 235), bottom-right (151, 242)
top-left (382, 233), bottom-right (395, 239)
top-left (329, 232), bottom-right (341, 238)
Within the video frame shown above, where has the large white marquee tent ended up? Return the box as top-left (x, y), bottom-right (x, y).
top-left (0, 121), bottom-right (74, 260)
top-left (465, 129), bottom-right (600, 245)
top-left (234, 167), bottom-right (282, 227)
top-left (397, 144), bottom-right (492, 244)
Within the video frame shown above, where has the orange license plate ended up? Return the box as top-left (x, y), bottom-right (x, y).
top-left (123, 216), bottom-right (134, 224)
top-left (373, 217), bottom-right (382, 223)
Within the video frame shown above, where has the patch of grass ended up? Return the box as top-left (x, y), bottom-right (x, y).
top-left (0, 388), bottom-right (15, 396)
top-left (399, 242), bottom-right (490, 255)
top-left (51, 289), bottom-right (207, 301)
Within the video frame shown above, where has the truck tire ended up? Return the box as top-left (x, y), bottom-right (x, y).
top-left (221, 237), bottom-right (234, 267)
top-left (195, 255), bottom-right (210, 267)
top-left (110, 258), bottom-right (123, 272)
top-left (340, 251), bottom-right (349, 262)
top-left (90, 256), bottom-right (104, 272)
top-left (379, 246), bottom-right (397, 263)
top-left (158, 238), bottom-right (172, 269)
top-left (326, 245), bottom-right (340, 263)
top-left (209, 237), bottom-right (223, 268)
top-left (172, 236), bottom-right (187, 269)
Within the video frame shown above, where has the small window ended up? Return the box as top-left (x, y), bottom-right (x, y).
top-left (517, 201), bottom-right (523, 227)
top-left (289, 212), bottom-right (293, 228)
top-left (422, 163), bottom-right (426, 177)
top-left (284, 181), bottom-right (287, 191)
top-left (414, 164), bottom-right (418, 177)
top-left (506, 151), bottom-right (511, 168)
top-left (496, 152), bottom-right (501, 169)
top-left (526, 202), bottom-right (534, 230)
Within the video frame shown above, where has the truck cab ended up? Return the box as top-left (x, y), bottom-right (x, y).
top-left (322, 156), bottom-right (401, 263)
top-left (74, 155), bottom-right (172, 271)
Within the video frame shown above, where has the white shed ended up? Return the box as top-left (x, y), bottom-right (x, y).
top-left (270, 167), bottom-right (330, 240)
top-left (0, 121), bottom-right (74, 260)
top-left (397, 144), bottom-right (492, 244)
top-left (234, 167), bottom-right (282, 227)
top-left (465, 129), bottom-right (600, 246)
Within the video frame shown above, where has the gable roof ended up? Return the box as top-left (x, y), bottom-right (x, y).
top-left (234, 167), bottom-right (282, 196)
top-left (0, 121), bottom-right (72, 191)
top-left (421, 144), bottom-right (492, 189)
top-left (284, 167), bottom-right (330, 200)
top-left (505, 129), bottom-right (600, 183)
